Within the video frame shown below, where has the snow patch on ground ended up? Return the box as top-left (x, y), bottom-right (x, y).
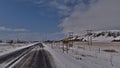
top-left (0, 43), bottom-right (37, 56)
top-left (43, 43), bottom-right (83, 68)
top-left (44, 42), bottom-right (120, 68)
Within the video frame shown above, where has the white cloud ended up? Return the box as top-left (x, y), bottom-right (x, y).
top-left (8, 32), bottom-right (41, 41)
top-left (49, 0), bottom-right (71, 15)
top-left (32, 0), bottom-right (83, 16)
top-left (0, 26), bottom-right (28, 32)
top-left (60, 0), bottom-right (120, 34)
top-left (0, 32), bottom-right (41, 41)
top-left (0, 32), bottom-right (64, 41)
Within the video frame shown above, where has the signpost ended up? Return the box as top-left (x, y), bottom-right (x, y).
top-left (62, 39), bottom-right (69, 53)
top-left (62, 32), bottom-right (74, 53)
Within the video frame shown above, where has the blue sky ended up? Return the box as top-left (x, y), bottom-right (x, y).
top-left (0, 0), bottom-right (89, 40)
top-left (0, 0), bottom-right (120, 40)
top-left (0, 0), bottom-right (60, 33)
top-left (0, 0), bottom-right (64, 40)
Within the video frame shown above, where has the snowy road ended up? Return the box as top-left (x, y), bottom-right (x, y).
top-left (0, 43), bottom-right (55, 68)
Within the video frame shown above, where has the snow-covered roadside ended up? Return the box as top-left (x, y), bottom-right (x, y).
top-left (0, 43), bottom-right (26, 53)
top-left (44, 43), bottom-right (120, 68)
top-left (70, 48), bottom-right (120, 68)
top-left (43, 43), bottom-right (84, 68)
top-left (0, 43), bottom-right (38, 56)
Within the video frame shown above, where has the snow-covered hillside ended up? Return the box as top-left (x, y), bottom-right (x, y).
top-left (72, 30), bottom-right (120, 42)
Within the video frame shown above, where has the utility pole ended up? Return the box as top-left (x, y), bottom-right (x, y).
top-left (86, 30), bottom-right (92, 46)
top-left (87, 30), bottom-right (90, 45)
top-left (68, 32), bottom-right (74, 48)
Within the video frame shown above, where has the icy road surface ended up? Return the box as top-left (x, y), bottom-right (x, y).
top-left (0, 43), bottom-right (83, 68)
top-left (0, 43), bottom-right (56, 68)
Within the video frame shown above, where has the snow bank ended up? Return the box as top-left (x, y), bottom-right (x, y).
top-left (0, 42), bottom-right (38, 56)
top-left (42, 43), bottom-right (83, 68)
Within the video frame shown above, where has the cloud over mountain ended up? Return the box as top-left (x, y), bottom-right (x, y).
top-left (60, 0), bottom-right (120, 34)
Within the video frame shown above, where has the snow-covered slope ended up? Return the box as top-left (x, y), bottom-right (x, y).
top-left (72, 30), bottom-right (120, 42)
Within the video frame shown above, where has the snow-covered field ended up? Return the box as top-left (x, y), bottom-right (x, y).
top-left (0, 42), bottom-right (120, 68)
top-left (45, 42), bottom-right (120, 68)
top-left (0, 43), bottom-right (28, 54)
